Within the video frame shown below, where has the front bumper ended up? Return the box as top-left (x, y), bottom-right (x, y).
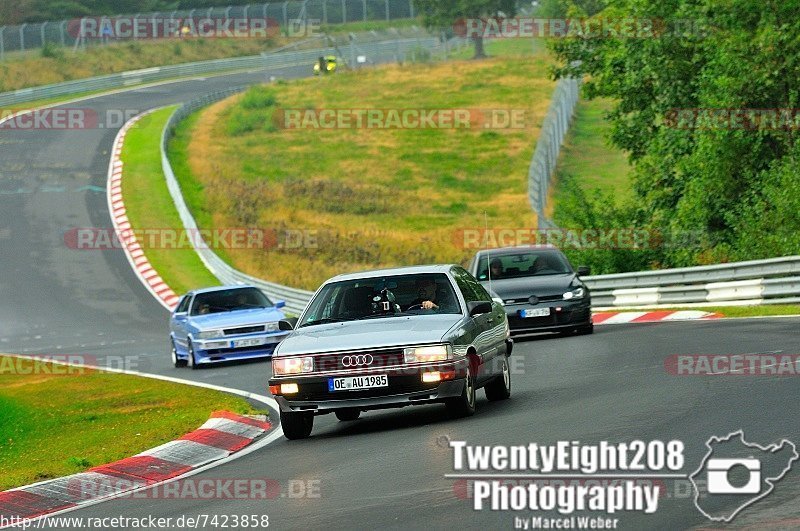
top-left (269, 358), bottom-right (469, 413)
top-left (193, 332), bottom-right (290, 363)
top-left (504, 298), bottom-right (592, 335)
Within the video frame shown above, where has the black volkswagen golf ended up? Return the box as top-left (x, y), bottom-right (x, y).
top-left (468, 246), bottom-right (593, 336)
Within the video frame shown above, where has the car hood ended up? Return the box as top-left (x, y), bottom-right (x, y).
top-left (276, 314), bottom-right (463, 356)
top-left (482, 273), bottom-right (578, 300)
top-left (188, 308), bottom-right (284, 330)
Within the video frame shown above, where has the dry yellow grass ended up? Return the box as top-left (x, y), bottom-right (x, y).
top-left (175, 45), bottom-right (554, 289)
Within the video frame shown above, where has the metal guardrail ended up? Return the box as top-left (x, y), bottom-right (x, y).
top-left (0, 0), bottom-right (418, 58)
top-left (584, 256), bottom-right (800, 308)
top-left (527, 77), bottom-right (580, 229)
top-left (159, 34), bottom-right (449, 314)
top-left (0, 28), bottom-right (434, 107)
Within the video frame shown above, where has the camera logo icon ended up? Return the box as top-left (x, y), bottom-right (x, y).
top-left (690, 430), bottom-right (798, 522)
top-left (706, 458), bottom-right (761, 494)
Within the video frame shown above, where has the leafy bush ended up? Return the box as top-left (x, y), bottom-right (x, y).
top-left (40, 42), bottom-right (65, 60)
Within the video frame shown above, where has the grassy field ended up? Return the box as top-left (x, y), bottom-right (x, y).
top-left (121, 106), bottom-right (220, 295)
top-left (0, 18), bottom-right (420, 93)
top-left (170, 38), bottom-right (555, 290)
top-left (553, 97), bottom-right (632, 202)
top-left (0, 355), bottom-right (261, 490)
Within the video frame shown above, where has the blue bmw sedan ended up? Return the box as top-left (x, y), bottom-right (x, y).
top-left (169, 285), bottom-right (291, 369)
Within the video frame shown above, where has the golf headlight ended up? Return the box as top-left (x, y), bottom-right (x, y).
top-left (265, 322), bottom-right (280, 332)
top-left (562, 287), bottom-right (586, 300)
top-left (273, 356), bottom-right (314, 375)
top-left (197, 329), bottom-right (224, 339)
top-left (404, 345), bottom-right (451, 364)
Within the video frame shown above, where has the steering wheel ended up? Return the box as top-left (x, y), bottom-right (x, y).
top-left (405, 303), bottom-right (425, 311)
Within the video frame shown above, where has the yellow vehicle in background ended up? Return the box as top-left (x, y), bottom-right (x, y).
top-left (313, 55), bottom-right (338, 75)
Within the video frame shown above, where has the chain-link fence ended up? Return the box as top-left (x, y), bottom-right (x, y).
top-left (0, 0), bottom-right (418, 59)
top-left (527, 77), bottom-right (580, 229)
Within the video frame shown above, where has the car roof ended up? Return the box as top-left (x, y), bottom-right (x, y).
top-left (187, 285), bottom-right (258, 296)
top-left (477, 245), bottom-right (561, 257)
top-left (327, 264), bottom-right (457, 283)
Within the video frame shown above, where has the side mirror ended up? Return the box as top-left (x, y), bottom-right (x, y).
top-left (467, 301), bottom-right (492, 317)
top-left (173, 312), bottom-right (187, 319)
top-left (278, 317), bottom-right (298, 331)
top-left (577, 266), bottom-right (590, 276)
top-left (274, 300), bottom-right (286, 309)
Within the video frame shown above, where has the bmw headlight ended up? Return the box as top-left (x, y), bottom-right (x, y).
top-left (562, 287), bottom-right (586, 300)
top-left (197, 329), bottom-right (224, 339)
top-left (265, 322), bottom-right (280, 332)
top-left (404, 344), bottom-right (451, 364)
top-left (273, 356), bottom-right (314, 375)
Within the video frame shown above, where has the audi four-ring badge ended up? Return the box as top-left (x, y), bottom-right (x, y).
top-left (268, 264), bottom-right (514, 440)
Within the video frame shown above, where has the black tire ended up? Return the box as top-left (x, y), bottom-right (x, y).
top-left (334, 409), bottom-right (360, 421)
top-left (485, 355), bottom-right (511, 401)
top-left (280, 411), bottom-right (314, 440)
top-left (577, 323), bottom-right (594, 335)
top-left (187, 340), bottom-right (200, 370)
top-left (171, 338), bottom-right (187, 368)
top-left (446, 366), bottom-right (476, 418)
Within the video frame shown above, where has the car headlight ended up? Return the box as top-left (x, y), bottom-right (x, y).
top-left (404, 345), bottom-right (451, 364)
top-left (562, 287), bottom-right (586, 300)
top-left (197, 329), bottom-right (224, 340)
top-left (265, 322), bottom-right (280, 332)
top-left (273, 356), bottom-right (314, 375)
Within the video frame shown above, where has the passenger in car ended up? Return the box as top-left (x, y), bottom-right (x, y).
top-left (490, 259), bottom-right (504, 279)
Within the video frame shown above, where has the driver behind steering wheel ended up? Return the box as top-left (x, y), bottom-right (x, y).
top-left (407, 278), bottom-right (440, 311)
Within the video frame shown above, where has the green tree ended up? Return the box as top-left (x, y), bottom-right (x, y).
top-left (550, 0), bottom-right (800, 266)
top-left (413, 0), bottom-right (518, 58)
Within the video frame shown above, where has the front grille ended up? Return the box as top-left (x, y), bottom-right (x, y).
top-left (223, 325), bottom-right (265, 336)
top-left (313, 348), bottom-right (406, 372)
top-left (504, 294), bottom-right (563, 304)
top-left (205, 344), bottom-right (277, 355)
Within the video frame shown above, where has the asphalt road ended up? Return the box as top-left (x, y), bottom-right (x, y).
top-left (1, 65), bottom-right (799, 530)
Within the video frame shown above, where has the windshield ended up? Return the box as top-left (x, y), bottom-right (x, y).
top-left (190, 287), bottom-right (273, 316)
top-left (298, 273), bottom-right (461, 327)
top-left (476, 251), bottom-right (572, 280)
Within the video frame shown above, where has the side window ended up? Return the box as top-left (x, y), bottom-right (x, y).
top-left (452, 268), bottom-right (481, 302)
top-left (470, 280), bottom-right (493, 302)
top-left (176, 295), bottom-right (191, 313)
top-left (320, 286), bottom-right (342, 320)
top-left (455, 267), bottom-right (492, 302)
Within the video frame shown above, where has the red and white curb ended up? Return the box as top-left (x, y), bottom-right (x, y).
top-left (593, 310), bottom-right (721, 325)
top-left (0, 411), bottom-right (271, 523)
top-left (107, 109), bottom-right (180, 311)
